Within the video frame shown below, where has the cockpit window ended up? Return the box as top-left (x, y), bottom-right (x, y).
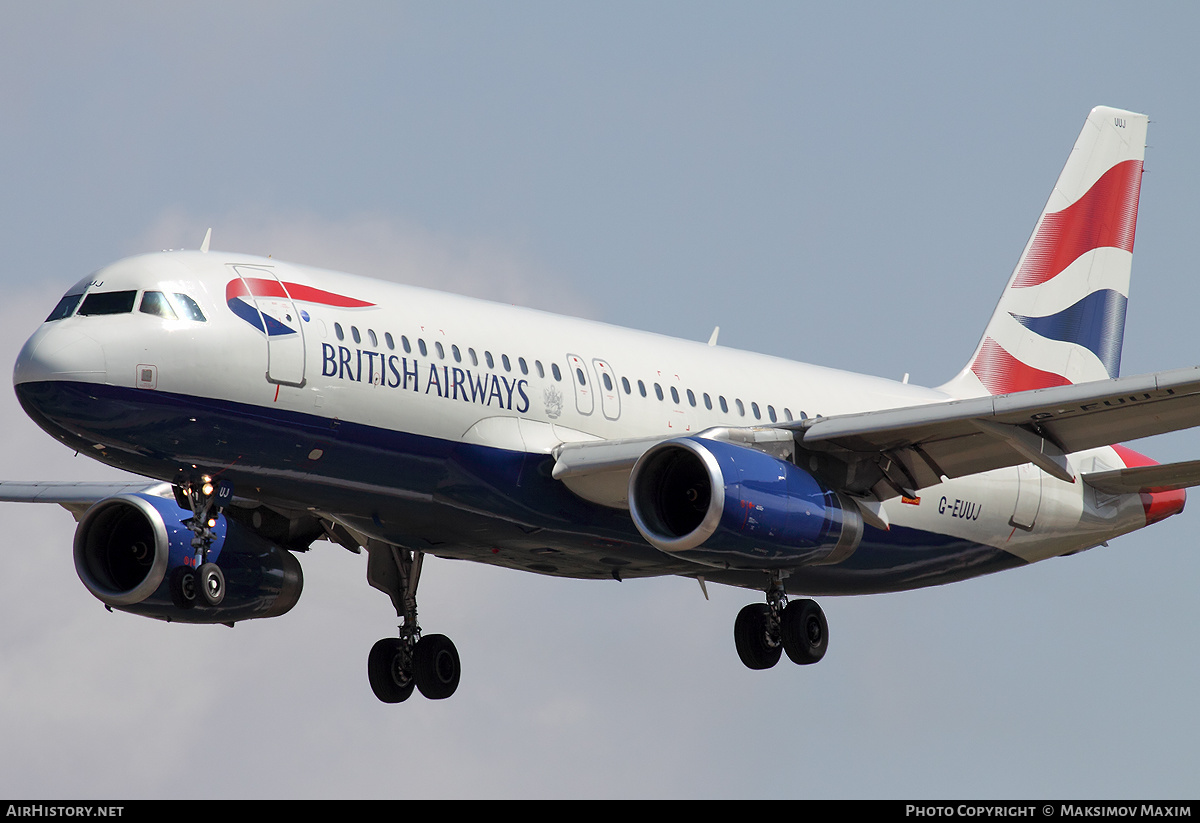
top-left (171, 293), bottom-right (205, 322)
top-left (140, 292), bottom-right (177, 319)
top-left (77, 290), bottom-right (137, 316)
top-left (138, 291), bottom-right (207, 322)
top-left (45, 293), bottom-right (83, 322)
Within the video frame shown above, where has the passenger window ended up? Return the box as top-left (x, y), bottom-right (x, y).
top-left (78, 290), bottom-right (136, 316)
top-left (655, 383), bottom-right (664, 401)
top-left (735, 399), bottom-right (745, 416)
top-left (452, 345), bottom-right (462, 363)
top-left (352, 326), bottom-right (361, 344)
top-left (335, 323), bottom-right (345, 341)
top-left (670, 387), bottom-right (679, 404)
top-left (638, 380), bottom-right (647, 397)
top-left (502, 354), bottom-right (511, 372)
top-left (703, 393), bottom-right (712, 410)
top-left (552, 363), bottom-right (562, 381)
top-left (469, 348), bottom-right (479, 366)
top-left (752, 402), bottom-right (761, 420)
top-left (385, 333), bottom-right (395, 350)
top-left (46, 293), bottom-right (83, 322)
top-left (139, 292), bottom-right (177, 320)
top-left (602, 373), bottom-right (613, 391)
top-left (535, 360), bottom-right (544, 378)
top-left (768, 405), bottom-right (777, 423)
top-left (485, 351), bottom-right (494, 369)
top-left (622, 377), bottom-right (631, 394)
top-left (368, 329), bottom-right (378, 347)
top-left (575, 368), bottom-right (586, 386)
top-left (687, 389), bottom-right (696, 407)
top-left (720, 396), bottom-right (728, 413)
top-left (519, 357), bottom-right (529, 375)
top-left (435, 341), bottom-right (444, 359)
top-left (784, 408), bottom-right (793, 422)
top-left (418, 339), bottom-right (427, 356)
top-left (401, 336), bottom-right (411, 354)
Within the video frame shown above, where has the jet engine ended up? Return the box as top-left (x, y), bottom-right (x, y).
top-left (628, 437), bottom-right (863, 568)
top-left (73, 492), bottom-right (303, 624)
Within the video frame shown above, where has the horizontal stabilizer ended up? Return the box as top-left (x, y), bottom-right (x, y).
top-left (1084, 460), bottom-right (1200, 494)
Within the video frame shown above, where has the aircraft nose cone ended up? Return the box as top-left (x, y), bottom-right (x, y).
top-left (13, 325), bottom-right (107, 386)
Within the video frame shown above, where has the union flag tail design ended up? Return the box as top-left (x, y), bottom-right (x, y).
top-left (940, 106), bottom-right (1148, 398)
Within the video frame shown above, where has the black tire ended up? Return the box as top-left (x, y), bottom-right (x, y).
top-left (169, 566), bottom-right (197, 610)
top-left (196, 562), bottom-right (225, 606)
top-left (781, 599), bottom-right (828, 665)
top-left (368, 638), bottom-right (415, 703)
top-left (733, 603), bottom-right (781, 670)
top-left (413, 634), bottom-right (461, 700)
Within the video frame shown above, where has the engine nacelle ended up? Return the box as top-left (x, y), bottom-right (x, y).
top-left (73, 493), bottom-right (303, 624)
top-left (628, 437), bottom-right (863, 568)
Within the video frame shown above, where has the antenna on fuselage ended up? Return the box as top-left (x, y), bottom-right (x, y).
top-left (200, 228), bottom-right (212, 253)
top-left (707, 326), bottom-right (719, 347)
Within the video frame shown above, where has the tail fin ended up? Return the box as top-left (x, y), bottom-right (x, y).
top-left (940, 106), bottom-right (1148, 398)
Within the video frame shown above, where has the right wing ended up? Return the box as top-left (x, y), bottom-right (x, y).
top-left (0, 481), bottom-right (173, 520)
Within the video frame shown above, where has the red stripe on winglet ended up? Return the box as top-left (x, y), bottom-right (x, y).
top-left (1013, 160), bottom-right (1143, 288)
top-left (969, 337), bottom-right (1072, 395)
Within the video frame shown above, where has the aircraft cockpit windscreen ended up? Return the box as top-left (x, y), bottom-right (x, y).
top-left (45, 289), bottom-right (207, 322)
top-left (44, 293), bottom-right (83, 322)
top-left (77, 290), bottom-right (137, 316)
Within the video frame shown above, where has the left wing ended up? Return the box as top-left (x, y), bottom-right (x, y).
top-left (552, 365), bottom-right (1200, 505)
top-left (792, 365), bottom-right (1200, 499)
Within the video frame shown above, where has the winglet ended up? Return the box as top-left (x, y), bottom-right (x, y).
top-left (200, 228), bottom-right (212, 253)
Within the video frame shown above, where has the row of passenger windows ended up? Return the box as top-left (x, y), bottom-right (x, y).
top-left (46, 290), bottom-right (207, 322)
top-left (333, 322), bottom-right (807, 423)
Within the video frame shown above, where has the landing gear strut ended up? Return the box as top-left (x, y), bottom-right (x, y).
top-left (733, 574), bottom-right (828, 670)
top-left (366, 543), bottom-right (461, 703)
top-left (171, 475), bottom-right (229, 608)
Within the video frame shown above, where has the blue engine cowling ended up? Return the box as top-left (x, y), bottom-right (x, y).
top-left (72, 492), bottom-right (303, 624)
top-left (628, 437), bottom-right (863, 568)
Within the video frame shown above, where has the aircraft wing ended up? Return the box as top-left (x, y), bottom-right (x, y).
top-left (0, 481), bottom-right (173, 520)
top-left (791, 365), bottom-right (1200, 499)
top-left (552, 365), bottom-right (1200, 506)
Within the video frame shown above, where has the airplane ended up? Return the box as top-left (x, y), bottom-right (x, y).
top-left (5, 105), bottom-right (1200, 704)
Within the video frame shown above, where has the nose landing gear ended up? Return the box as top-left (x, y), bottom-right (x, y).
top-left (171, 475), bottom-right (230, 608)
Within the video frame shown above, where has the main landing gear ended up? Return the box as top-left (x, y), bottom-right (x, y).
top-left (170, 475), bottom-right (228, 610)
top-left (733, 575), bottom-right (828, 670)
top-left (365, 543), bottom-right (461, 703)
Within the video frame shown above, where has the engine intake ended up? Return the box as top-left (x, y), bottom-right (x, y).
top-left (628, 437), bottom-right (863, 567)
top-left (73, 493), bottom-right (303, 624)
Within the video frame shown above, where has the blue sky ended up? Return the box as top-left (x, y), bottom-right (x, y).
top-left (2, 2), bottom-right (1199, 798)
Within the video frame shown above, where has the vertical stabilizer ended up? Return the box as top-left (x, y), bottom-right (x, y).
top-left (940, 107), bottom-right (1148, 398)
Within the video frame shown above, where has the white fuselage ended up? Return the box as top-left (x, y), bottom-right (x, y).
top-left (13, 250), bottom-right (1163, 595)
